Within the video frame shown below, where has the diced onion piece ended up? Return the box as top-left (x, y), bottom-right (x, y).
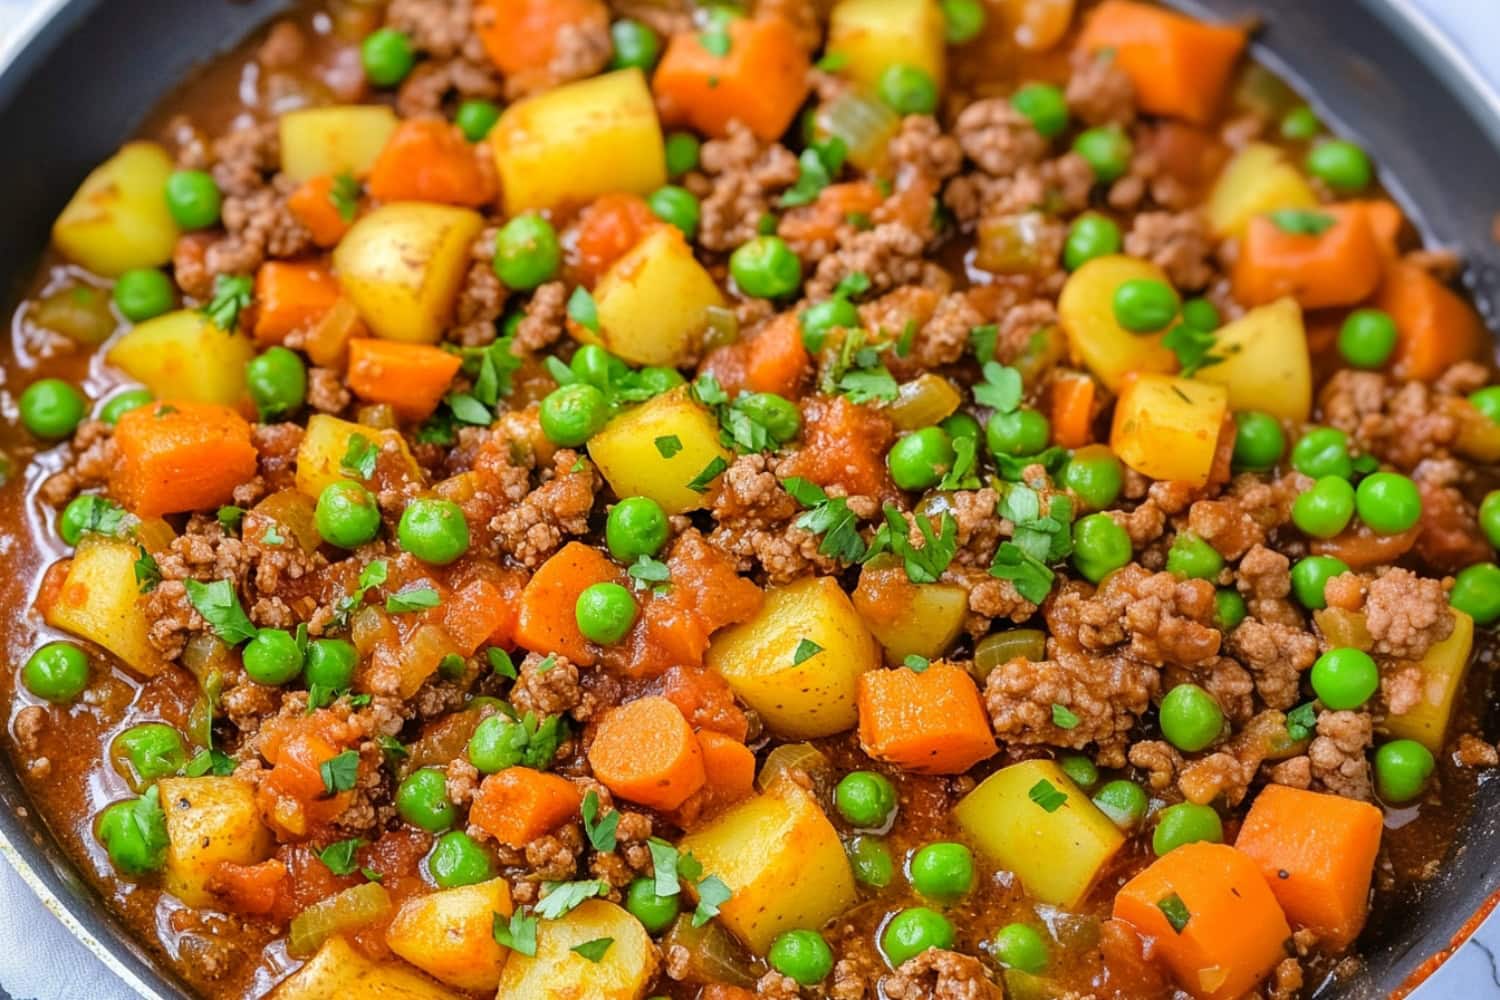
top-left (973, 629), bottom-right (1047, 679)
top-left (976, 211), bottom-right (1056, 276)
top-left (703, 305), bottom-right (741, 353)
top-left (288, 882), bottom-right (392, 957)
top-left (661, 915), bottom-right (759, 987)
top-left (755, 741), bottom-right (832, 793)
top-left (816, 89), bottom-right (900, 172)
top-left (887, 373), bottom-right (962, 430)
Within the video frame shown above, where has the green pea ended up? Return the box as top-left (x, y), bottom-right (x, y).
top-left (492, 214), bottom-right (561, 290)
top-left (736, 392), bottom-right (801, 444)
top-left (243, 628), bottom-right (304, 686)
top-left (1073, 126), bottom-right (1133, 183)
top-left (163, 169), bottom-right (222, 229)
top-left (877, 64), bottom-right (939, 115)
top-left (1092, 779), bottom-right (1148, 830)
top-left (993, 923), bottom-right (1049, 974)
top-left (1292, 475), bottom-right (1356, 539)
top-left (19, 378), bottom-right (86, 439)
top-left (1063, 214), bottom-right (1121, 271)
top-left (1291, 427), bottom-right (1353, 479)
top-left (1180, 298), bottom-right (1221, 332)
top-left (1112, 278), bottom-right (1179, 334)
top-left (361, 27), bottom-right (415, 87)
top-left (1214, 588), bottom-right (1247, 632)
top-left (800, 297), bottom-right (860, 351)
top-left (730, 235), bottom-right (802, 299)
top-left (576, 581), bottom-right (638, 644)
top-left (1159, 684), bottom-right (1224, 752)
top-left (1355, 472), bottom-right (1421, 534)
top-left (1306, 139), bottom-right (1373, 193)
top-left (23, 641), bottom-right (89, 702)
top-left (1060, 447), bottom-right (1123, 511)
top-left (567, 344), bottom-right (615, 391)
top-left (1290, 555), bottom-right (1351, 611)
top-left (1071, 513), bottom-right (1132, 584)
top-left (847, 836), bottom-right (894, 888)
top-left (940, 411), bottom-right (981, 443)
top-left (1480, 491), bottom-right (1500, 549)
top-left (908, 842), bottom-right (974, 902)
top-left (454, 99), bottom-right (502, 142)
top-left (1166, 532), bottom-right (1224, 581)
top-left (99, 388), bottom-right (153, 425)
top-left (1374, 739), bottom-right (1435, 804)
top-left (1469, 386), bottom-right (1500, 424)
top-left (647, 185), bottom-right (701, 240)
top-left (606, 496), bottom-right (670, 562)
top-left (1011, 82), bottom-right (1068, 138)
top-left (302, 640), bottom-right (356, 693)
top-left (769, 929), bottom-right (835, 986)
top-left (540, 383), bottom-right (610, 446)
top-left (96, 790), bottom-right (168, 876)
top-left (1451, 563), bottom-right (1500, 625)
top-left (626, 877), bottom-right (681, 934)
top-left (1310, 647), bottom-right (1379, 710)
top-left (246, 346), bottom-right (308, 420)
top-left (57, 494), bottom-right (117, 547)
top-left (634, 366), bottom-right (685, 396)
top-left (664, 131), bottom-right (702, 179)
top-left (881, 907), bottom-right (955, 967)
top-left (468, 713), bottom-right (529, 773)
top-left (986, 407), bottom-right (1050, 457)
top-left (113, 269), bottom-right (174, 322)
top-left (1152, 802), bottom-right (1223, 856)
top-left (427, 830), bottom-right (495, 888)
top-left (397, 768), bottom-right (456, 832)
top-left (1231, 411), bottom-right (1285, 471)
top-left (888, 427), bottom-right (956, 491)
top-left (1058, 753), bottom-right (1098, 791)
top-left (113, 723), bottom-right (187, 785)
top-left (398, 497), bottom-right (471, 565)
top-left (1338, 308), bottom-right (1398, 369)
top-left (1280, 105), bottom-right (1321, 141)
top-left (835, 770), bottom-right (897, 829)
top-left (610, 17), bottom-right (661, 71)
top-left (942, 0), bottom-right (987, 43)
top-left (316, 480), bottom-right (382, 549)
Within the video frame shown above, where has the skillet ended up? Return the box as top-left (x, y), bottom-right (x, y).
top-left (1, 0), bottom-right (1499, 996)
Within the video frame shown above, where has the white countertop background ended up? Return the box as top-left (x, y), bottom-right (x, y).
top-left (1, 0), bottom-right (1500, 997)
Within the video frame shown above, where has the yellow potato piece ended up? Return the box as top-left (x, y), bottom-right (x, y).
top-left (294, 414), bottom-right (423, 499)
top-left (1205, 142), bottom-right (1319, 239)
top-left (707, 576), bottom-right (879, 738)
top-left (855, 557), bottom-right (968, 664)
top-left (269, 935), bottom-right (460, 1000)
top-left (1384, 610), bottom-right (1474, 752)
top-left (158, 776), bottom-right (273, 907)
top-left (496, 900), bottom-right (658, 1000)
top-left (52, 141), bottom-right (180, 277)
top-left (1057, 255), bottom-right (1179, 393)
top-left (587, 387), bottom-right (731, 516)
top-left (279, 105), bottom-right (399, 183)
top-left (589, 226), bottom-right (726, 367)
top-left (105, 309), bottom-right (255, 406)
top-left (954, 760), bottom-right (1124, 908)
top-left (490, 69), bottom-right (666, 215)
top-left (42, 537), bottom-right (168, 677)
top-left (678, 778), bottom-right (856, 954)
top-left (385, 879), bottom-right (513, 993)
top-left (1111, 374), bottom-right (1228, 487)
top-left (333, 202), bottom-right (485, 344)
top-left (828, 0), bottom-right (947, 93)
top-left (1194, 297), bottom-right (1311, 424)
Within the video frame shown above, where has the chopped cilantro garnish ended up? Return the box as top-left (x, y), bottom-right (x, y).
top-left (783, 476), bottom-right (867, 563)
top-left (319, 749), bottom-right (360, 795)
top-left (581, 790), bottom-right (619, 852)
top-left (1266, 208), bottom-right (1336, 236)
top-left (386, 585), bottom-right (440, 613)
top-left (1052, 703), bottom-right (1081, 730)
top-left (974, 361), bottom-right (1023, 412)
top-left (1157, 892), bottom-right (1191, 933)
top-left (329, 173), bottom-right (359, 223)
top-left (341, 434), bottom-right (378, 480)
top-left (792, 638), bottom-right (823, 665)
top-left (494, 908), bottom-right (538, 957)
top-left (201, 274), bottom-right (253, 332)
top-left (318, 837), bottom-right (367, 876)
top-left (1028, 778), bottom-right (1067, 812)
top-left (183, 579), bottom-right (257, 645)
top-left (567, 286), bottom-right (600, 334)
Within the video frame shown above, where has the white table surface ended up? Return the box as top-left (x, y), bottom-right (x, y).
top-left (3, 0), bottom-right (1500, 998)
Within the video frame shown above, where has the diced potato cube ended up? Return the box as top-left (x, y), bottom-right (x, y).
top-left (105, 310), bottom-right (255, 406)
top-left (495, 900), bottom-right (658, 1000)
top-left (1193, 297), bottom-right (1311, 424)
top-left (1057, 255), bottom-right (1179, 393)
top-left (489, 69), bottom-right (666, 215)
top-left (954, 760), bottom-right (1125, 908)
top-left (294, 414), bottom-right (423, 499)
top-left (52, 141), bottom-right (180, 276)
top-left (588, 226), bottom-right (725, 367)
top-left (677, 778), bottom-right (856, 953)
top-left (587, 387), bottom-right (732, 516)
top-left (707, 576), bottom-right (879, 739)
top-left (1384, 610), bottom-right (1473, 752)
top-left (828, 0), bottom-right (947, 93)
top-left (333, 202), bottom-right (485, 344)
top-left (1110, 374), bottom-right (1227, 487)
top-left (852, 556), bottom-right (968, 663)
top-left (279, 105), bottom-right (399, 183)
top-left (40, 537), bottom-right (167, 677)
top-left (157, 776), bottom-right (273, 907)
top-left (385, 879), bottom-right (512, 992)
top-left (269, 935), bottom-right (461, 1000)
top-left (1205, 142), bottom-right (1319, 239)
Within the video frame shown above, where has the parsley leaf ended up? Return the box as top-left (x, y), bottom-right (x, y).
top-left (376, 735), bottom-right (408, 763)
top-left (261, 523), bottom-right (284, 546)
top-left (988, 541), bottom-right (1054, 604)
top-left (329, 172), bottom-right (359, 223)
top-left (488, 647), bottom-right (518, 679)
top-left (341, 434), bottom-right (378, 480)
top-left (447, 392), bottom-right (492, 426)
top-left (833, 272), bottom-right (871, 300)
top-left (386, 585), bottom-right (440, 613)
top-left (779, 137), bottom-right (848, 209)
top-left (698, 7), bottom-right (735, 56)
top-left (820, 328), bottom-right (900, 404)
top-left (201, 274), bottom-right (253, 332)
top-left (66, 495), bottom-right (130, 539)
top-left (567, 286), bottom-right (600, 334)
top-left (185, 748), bottom-right (234, 777)
top-left (536, 879), bottom-right (610, 920)
top-left (783, 476), bottom-right (867, 563)
top-left (1157, 892), bottom-right (1191, 933)
top-left (521, 713), bottom-right (567, 770)
top-left (572, 937), bottom-right (615, 962)
top-left (1028, 778), bottom-right (1067, 812)
top-left (468, 336), bottom-right (523, 409)
top-left (648, 838), bottom-right (686, 897)
top-left (1285, 702), bottom-right (1318, 743)
top-left (217, 505), bottom-right (246, 533)
top-left (868, 505), bottom-right (957, 584)
top-left (687, 456), bottom-right (729, 493)
top-left (792, 638), bottom-right (823, 665)
top-left (938, 434), bottom-right (981, 490)
top-left (134, 546), bottom-right (161, 594)
top-left (970, 323), bottom-right (999, 364)
top-left (112, 786), bottom-right (169, 875)
top-left (183, 579), bottom-right (257, 645)
top-left (581, 790), bottom-right (620, 852)
top-left (655, 435), bottom-right (683, 458)
top-left (494, 909), bottom-right (538, 957)
top-left (904, 654), bottom-right (931, 672)
top-left (692, 875), bottom-right (732, 927)
top-left (1052, 704), bottom-right (1081, 730)
top-left (318, 837), bottom-right (367, 876)
top-left (628, 554), bottom-right (671, 590)
top-left (1266, 208), bottom-right (1336, 236)
top-left (319, 749), bottom-right (360, 796)
top-left (1163, 323), bottom-right (1222, 377)
top-left (838, 366), bottom-right (900, 404)
top-left (974, 361), bottom-right (1023, 412)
